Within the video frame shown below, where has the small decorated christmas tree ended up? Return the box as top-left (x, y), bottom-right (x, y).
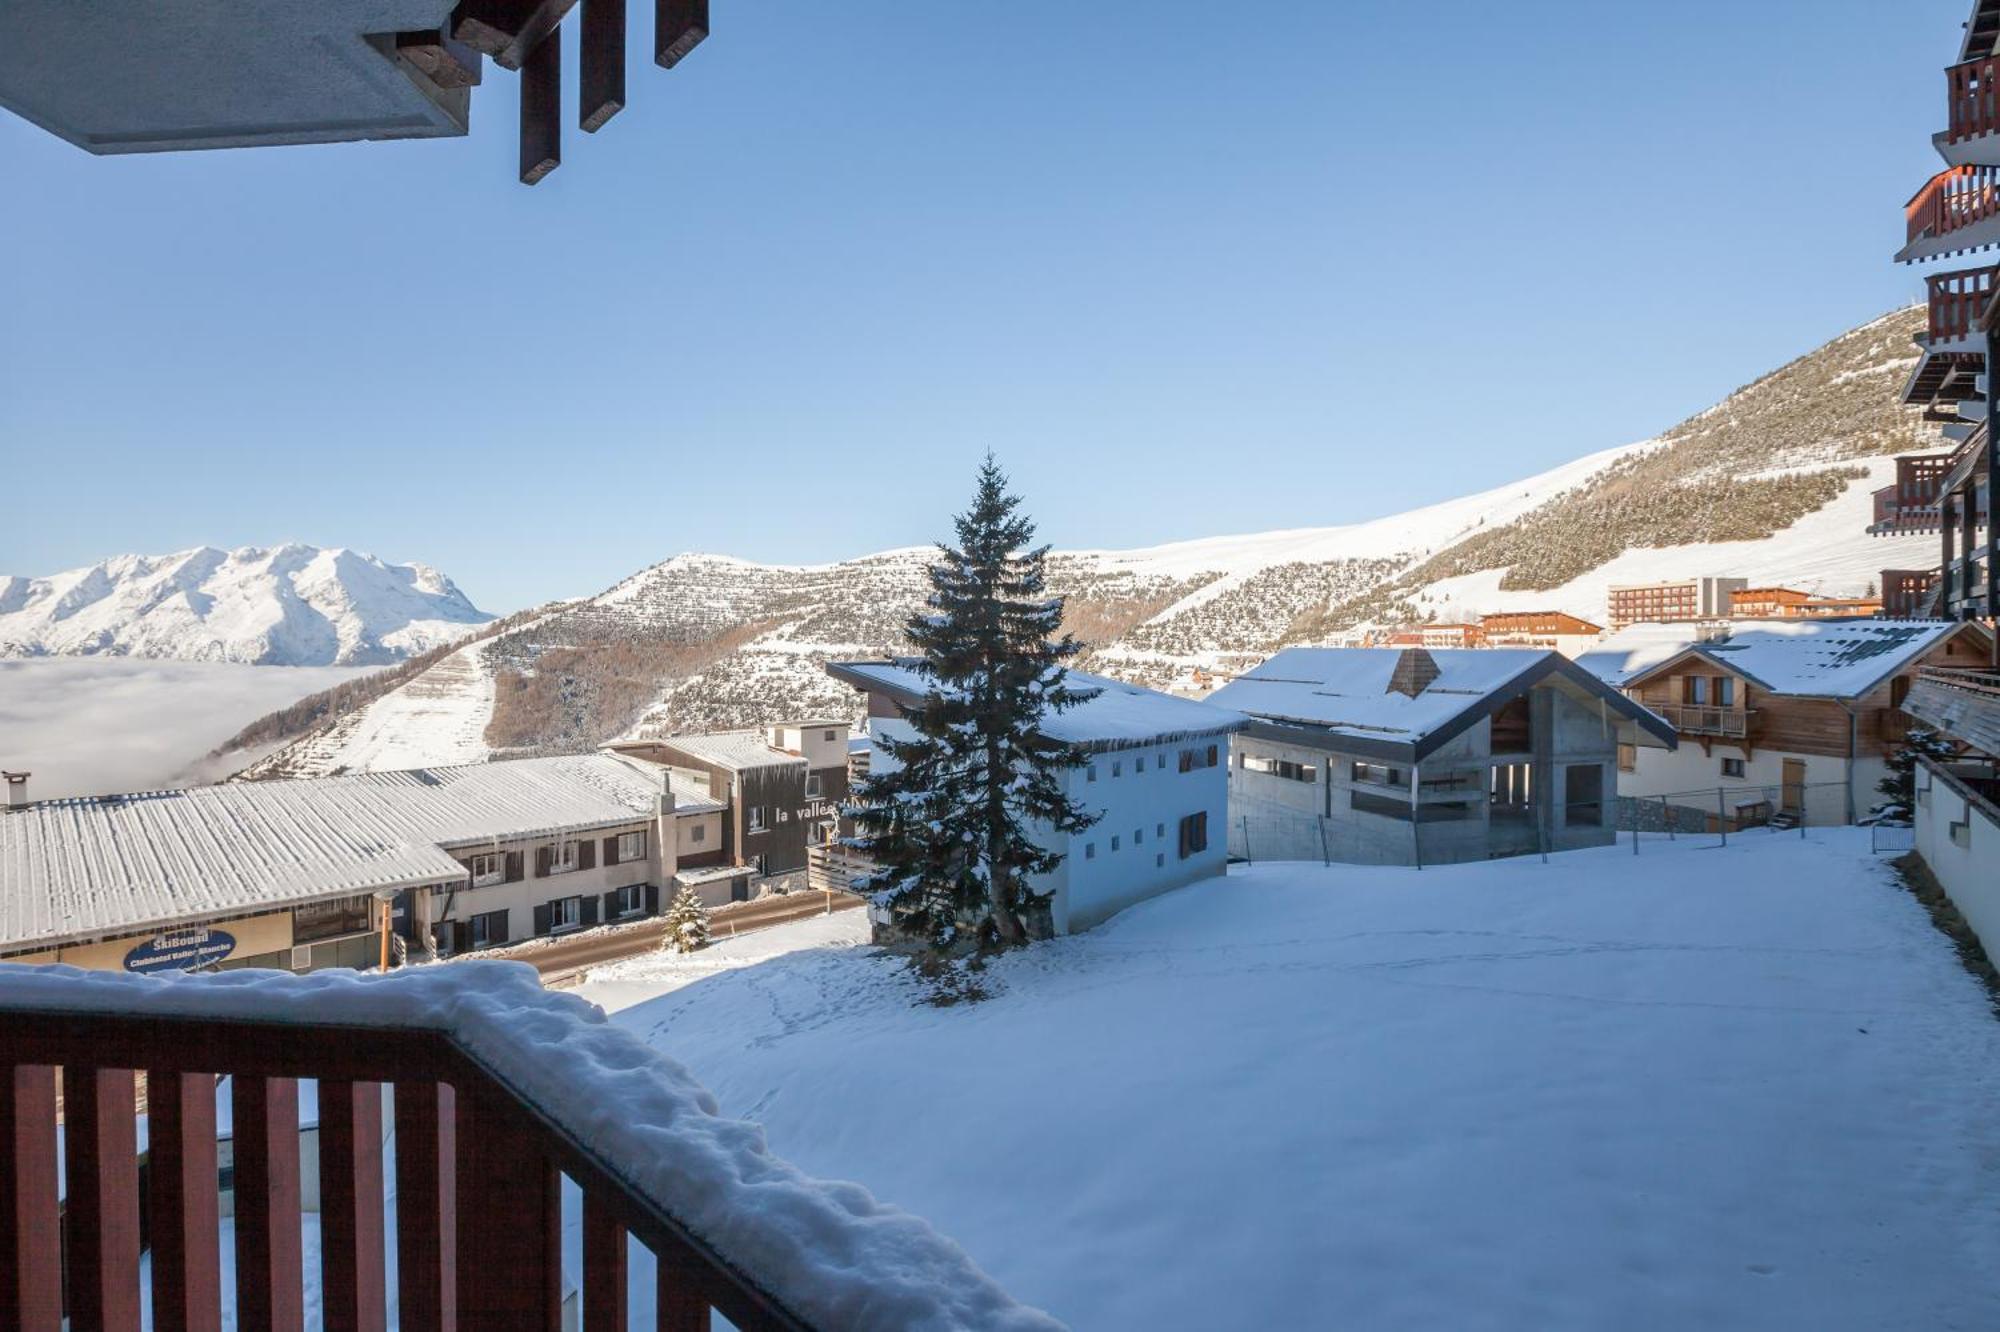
top-left (662, 885), bottom-right (710, 954)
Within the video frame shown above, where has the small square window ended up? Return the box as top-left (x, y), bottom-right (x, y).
top-left (806, 773), bottom-right (823, 798)
top-left (1721, 757), bottom-right (1746, 778)
top-left (824, 729), bottom-right (837, 742)
top-left (1111, 835), bottom-right (1120, 851)
top-left (690, 823), bottom-right (706, 845)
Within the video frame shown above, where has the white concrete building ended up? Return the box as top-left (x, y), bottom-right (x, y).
top-left (1206, 647), bottom-right (1676, 866)
top-left (826, 661), bottom-right (1247, 934)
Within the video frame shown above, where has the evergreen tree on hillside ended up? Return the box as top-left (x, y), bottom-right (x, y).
top-left (662, 885), bottom-right (710, 954)
top-left (1872, 726), bottom-right (1959, 823)
top-left (847, 457), bottom-right (1099, 953)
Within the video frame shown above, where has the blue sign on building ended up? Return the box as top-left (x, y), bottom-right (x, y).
top-left (123, 927), bottom-right (237, 973)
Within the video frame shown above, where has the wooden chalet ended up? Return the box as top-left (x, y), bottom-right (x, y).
top-left (1893, 1), bottom-right (2000, 640)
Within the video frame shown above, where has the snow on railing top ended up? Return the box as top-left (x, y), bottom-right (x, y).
top-left (0, 960), bottom-right (1064, 1332)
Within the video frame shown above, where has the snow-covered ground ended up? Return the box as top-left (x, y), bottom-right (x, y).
top-left (0, 657), bottom-right (372, 799)
top-left (578, 832), bottom-right (2000, 1331)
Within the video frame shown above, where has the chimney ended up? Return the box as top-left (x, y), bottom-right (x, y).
top-left (3, 771), bottom-right (28, 812)
top-left (1386, 649), bottom-right (1440, 698)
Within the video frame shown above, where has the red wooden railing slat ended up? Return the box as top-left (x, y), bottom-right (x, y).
top-left (658, 1250), bottom-right (712, 1332)
top-left (64, 1066), bottom-right (143, 1332)
top-left (395, 1081), bottom-right (459, 1331)
top-left (456, 1085), bottom-right (564, 1329)
top-left (0, 1065), bottom-right (62, 1332)
top-left (1949, 57), bottom-right (2000, 143)
top-left (584, 1192), bottom-right (630, 1330)
top-left (232, 1075), bottom-right (306, 1331)
top-left (321, 1079), bottom-right (389, 1332)
top-left (147, 1070), bottom-right (223, 1332)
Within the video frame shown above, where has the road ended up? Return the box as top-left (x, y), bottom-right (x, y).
top-left (498, 889), bottom-right (867, 984)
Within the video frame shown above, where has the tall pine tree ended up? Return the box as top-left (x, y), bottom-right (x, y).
top-left (847, 457), bottom-right (1099, 953)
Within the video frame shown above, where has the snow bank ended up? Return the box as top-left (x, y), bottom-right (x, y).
top-left (0, 960), bottom-right (1061, 1332)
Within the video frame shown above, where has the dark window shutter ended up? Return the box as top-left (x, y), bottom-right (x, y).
top-left (451, 920), bottom-right (470, 954)
top-left (505, 851), bottom-right (524, 883)
top-left (1207, 744), bottom-right (1218, 768)
top-left (644, 884), bottom-right (660, 915)
top-left (602, 889), bottom-right (619, 920)
top-left (1178, 816), bottom-right (1191, 859)
top-left (602, 835), bottom-right (619, 867)
top-left (580, 896), bottom-right (600, 927)
top-left (578, 839), bottom-right (596, 871)
top-left (535, 846), bottom-right (551, 877)
top-left (533, 902), bottom-right (553, 936)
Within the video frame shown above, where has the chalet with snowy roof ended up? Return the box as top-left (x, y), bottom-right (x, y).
top-left (0, 753), bottom-right (726, 972)
top-left (1579, 619), bottom-right (1994, 828)
top-left (1206, 647), bottom-right (1676, 867)
top-left (825, 660), bottom-right (1247, 934)
top-left (610, 720), bottom-right (852, 887)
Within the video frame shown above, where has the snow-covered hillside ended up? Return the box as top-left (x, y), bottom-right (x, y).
top-left (241, 306), bottom-right (1944, 777)
top-left (577, 832), bottom-right (2000, 1331)
top-left (0, 544), bottom-right (492, 666)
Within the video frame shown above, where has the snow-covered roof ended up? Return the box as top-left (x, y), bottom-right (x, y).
top-left (1207, 648), bottom-right (1674, 759)
top-left (825, 661), bottom-right (1247, 751)
top-left (658, 731), bottom-right (805, 772)
top-left (0, 754), bottom-right (706, 952)
top-left (1576, 619), bottom-right (1983, 699)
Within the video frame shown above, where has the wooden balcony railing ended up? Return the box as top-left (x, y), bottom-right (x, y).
top-left (0, 963), bottom-right (1047, 1332)
top-left (1906, 165), bottom-right (2000, 246)
top-left (1653, 704), bottom-right (1751, 738)
top-left (1927, 265), bottom-right (2000, 342)
top-left (1948, 56), bottom-right (2000, 144)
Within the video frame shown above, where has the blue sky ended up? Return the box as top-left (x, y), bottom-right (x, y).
top-left (0, 0), bottom-right (1968, 612)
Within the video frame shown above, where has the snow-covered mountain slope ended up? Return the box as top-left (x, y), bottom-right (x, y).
top-left (0, 544), bottom-right (493, 666)
top-left (243, 305), bottom-right (1944, 777)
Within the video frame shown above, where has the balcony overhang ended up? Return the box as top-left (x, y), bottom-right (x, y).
top-left (0, 0), bottom-right (473, 155)
top-left (1898, 216), bottom-right (2000, 263)
top-left (1901, 344), bottom-right (1985, 405)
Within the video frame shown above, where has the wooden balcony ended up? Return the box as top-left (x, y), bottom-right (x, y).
top-left (1901, 165), bottom-right (2000, 262)
top-left (1653, 704), bottom-right (1752, 739)
top-left (0, 963), bottom-right (1037, 1331)
top-left (1927, 266), bottom-right (2000, 344)
top-left (1949, 56), bottom-right (2000, 147)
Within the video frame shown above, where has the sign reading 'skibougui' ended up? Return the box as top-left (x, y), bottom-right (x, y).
top-left (123, 927), bottom-right (236, 973)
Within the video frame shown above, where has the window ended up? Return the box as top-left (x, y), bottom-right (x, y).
top-left (1085, 842), bottom-right (1096, 860)
top-left (689, 823), bottom-right (706, 845)
top-left (1087, 764), bottom-right (1098, 783)
top-left (1716, 677), bottom-right (1735, 707)
top-left (1134, 827), bottom-right (1143, 844)
top-left (1112, 760), bottom-right (1122, 778)
top-left (547, 841), bottom-right (578, 875)
top-left (469, 909), bottom-right (509, 949)
top-left (1683, 676), bottom-right (1708, 705)
top-left (1157, 822), bottom-right (1165, 839)
top-left (1178, 746), bottom-right (1220, 773)
top-left (1177, 812), bottom-right (1209, 859)
top-left (617, 830), bottom-right (645, 861)
top-left (550, 896), bottom-right (582, 932)
top-left (1616, 744), bottom-right (1636, 774)
top-left (611, 883), bottom-right (644, 917)
top-left (1245, 755), bottom-right (1316, 783)
top-left (469, 852), bottom-right (504, 887)
top-left (1350, 762), bottom-right (1405, 788)
top-left (823, 729), bottom-right (837, 742)
top-left (1135, 755), bottom-right (1146, 772)
top-left (1111, 835), bottom-right (1120, 851)
top-left (805, 773), bottom-right (823, 799)
top-left (747, 806), bottom-right (766, 833)
top-left (1351, 790), bottom-right (1474, 822)
top-left (1721, 757), bottom-right (1745, 778)
top-left (1156, 853), bottom-right (1165, 868)
top-left (1563, 765), bottom-right (1604, 827)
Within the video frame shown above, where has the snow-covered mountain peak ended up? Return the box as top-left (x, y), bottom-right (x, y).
top-left (0, 544), bottom-right (493, 666)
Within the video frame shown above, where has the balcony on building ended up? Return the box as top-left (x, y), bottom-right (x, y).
top-left (1935, 4), bottom-right (2000, 165)
top-left (1651, 703), bottom-right (1755, 741)
top-left (1901, 267), bottom-right (1996, 406)
top-left (1869, 452), bottom-right (1955, 534)
top-left (0, 963), bottom-right (1034, 1331)
top-left (1883, 568), bottom-right (1943, 618)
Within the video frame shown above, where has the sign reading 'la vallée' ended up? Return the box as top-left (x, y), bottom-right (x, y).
top-left (123, 927), bottom-right (237, 973)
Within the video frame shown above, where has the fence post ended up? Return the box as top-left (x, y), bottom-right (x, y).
top-left (1661, 794), bottom-right (1672, 841)
top-left (1318, 817), bottom-right (1330, 868)
top-left (1717, 788), bottom-right (1727, 848)
top-left (1240, 816), bottom-right (1252, 866)
top-left (1631, 798), bottom-right (1640, 854)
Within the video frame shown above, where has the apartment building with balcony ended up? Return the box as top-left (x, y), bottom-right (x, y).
top-left (1892, 1), bottom-right (2000, 634)
top-left (1580, 619), bottom-right (1993, 828)
top-left (1478, 610), bottom-right (1605, 657)
top-left (1605, 577), bottom-right (1746, 630)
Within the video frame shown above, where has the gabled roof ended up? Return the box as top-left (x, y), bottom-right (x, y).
top-left (825, 661), bottom-right (1247, 752)
top-left (1577, 620), bottom-right (1991, 700)
top-left (657, 732), bottom-right (805, 772)
top-left (1206, 648), bottom-right (1675, 761)
top-left (0, 753), bottom-right (703, 953)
